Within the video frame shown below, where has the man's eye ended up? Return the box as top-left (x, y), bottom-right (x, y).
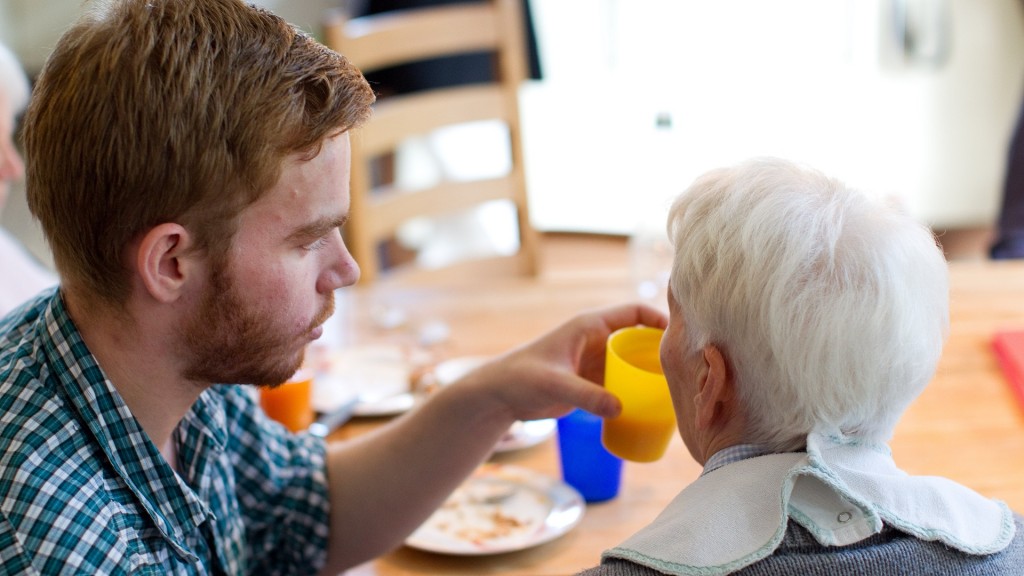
top-left (305, 237), bottom-right (329, 251)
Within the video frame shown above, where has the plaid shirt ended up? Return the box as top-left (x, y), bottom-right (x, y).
top-left (701, 444), bottom-right (769, 476)
top-left (0, 289), bottom-right (331, 575)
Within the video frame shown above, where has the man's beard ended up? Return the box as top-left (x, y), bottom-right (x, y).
top-left (182, 264), bottom-right (334, 387)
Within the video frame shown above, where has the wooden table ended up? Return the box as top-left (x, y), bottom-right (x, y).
top-left (325, 237), bottom-right (1024, 576)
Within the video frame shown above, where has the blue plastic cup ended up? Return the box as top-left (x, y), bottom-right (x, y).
top-left (556, 409), bottom-right (623, 502)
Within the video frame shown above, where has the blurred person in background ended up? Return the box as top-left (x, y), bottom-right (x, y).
top-left (580, 158), bottom-right (1024, 576)
top-left (348, 0), bottom-right (541, 97)
top-left (991, 78), bottom-right (1024, 258)
top-left (990, 2), bottom-right (1024, 259)
top-left (0, 41), bottom-right (55, 316)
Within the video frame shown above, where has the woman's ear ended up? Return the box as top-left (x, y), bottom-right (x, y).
top-left (694, 344), bottom-right (735, 430)
top-left (135, 223), bottom-right (195, 303)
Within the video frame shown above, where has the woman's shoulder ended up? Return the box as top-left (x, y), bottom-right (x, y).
top-left (743, 517), bottom-right (1024, 575)
top-left (576, 514), bottom-right (1024, 576)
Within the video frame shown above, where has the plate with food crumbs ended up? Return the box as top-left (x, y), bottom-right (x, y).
top-left (405, 464), bottom-right (585, 555)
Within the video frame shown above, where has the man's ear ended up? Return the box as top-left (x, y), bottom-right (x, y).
top-left (694, 344), bottom-right (734, 430)
top-left (135, 223), bottom-right (195, 303)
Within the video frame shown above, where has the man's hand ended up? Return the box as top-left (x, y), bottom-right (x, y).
top-left (454, 303), bottom-right (669, 423)
top-left (319, 302), bottom-right (667, 574)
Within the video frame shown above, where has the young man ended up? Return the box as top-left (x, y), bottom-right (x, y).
top-left (0, 1), bottom-right (665, 574)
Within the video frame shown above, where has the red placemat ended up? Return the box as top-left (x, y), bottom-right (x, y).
top-left (992, 330), bottom-right (1024, 410)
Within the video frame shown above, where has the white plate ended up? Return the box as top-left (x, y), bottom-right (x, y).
top-left (432, 355), bottom-right (489, 386)
top-left (405, 464), bottom-right (584, 555)
top-left (312, 345), bottom-right (416, 417)
top-left (351, 392), bottom-right (417, 417)
top-left (494, 419), bottom-right (557, 453)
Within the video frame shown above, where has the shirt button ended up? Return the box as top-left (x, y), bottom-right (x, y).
top-left (837, 511), bottom-right (853, 523)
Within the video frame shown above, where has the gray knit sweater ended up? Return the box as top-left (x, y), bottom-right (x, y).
top-left (576, 514), bottom-right (1024, 575)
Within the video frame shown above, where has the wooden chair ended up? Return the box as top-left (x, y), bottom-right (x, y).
top-left (323, 0), bottom-right (540, 283)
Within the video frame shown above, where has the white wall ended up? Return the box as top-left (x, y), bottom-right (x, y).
top-left (0, 0), bottom-right (336, 71)
top-left (0, 0), bottom-right (81, 71)
top-left (521, 0), bottom-right (1024, 234)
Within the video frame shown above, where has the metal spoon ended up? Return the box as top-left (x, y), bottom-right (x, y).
top-left (307, 395), bottom-right (362, 438)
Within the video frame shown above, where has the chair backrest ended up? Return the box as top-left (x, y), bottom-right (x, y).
top-left (323, 0), bottom-right (540, 283)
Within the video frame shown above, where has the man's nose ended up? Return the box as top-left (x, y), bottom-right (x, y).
top-left (318, 236), bottom-right (361, 294)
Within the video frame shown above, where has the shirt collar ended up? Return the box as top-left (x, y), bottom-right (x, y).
top-left (176, 388), bottom-right (229, 499)
top-left (39, 291), bottom-right (217, 561)
top-left (607, 433), bottom-right (1014, 574)
top-left (701, 444), bottom-right (769, 476)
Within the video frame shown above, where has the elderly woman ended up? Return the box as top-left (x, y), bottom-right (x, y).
top-left (0, 41), bottom-right (55, 316)
top-left (580, 158), bottom-right (1024, 575)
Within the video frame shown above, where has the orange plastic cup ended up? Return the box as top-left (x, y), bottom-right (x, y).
top-left (601, 327), bottom-right (675, 462)
top-left (259, 370), bottom-right (314, 433)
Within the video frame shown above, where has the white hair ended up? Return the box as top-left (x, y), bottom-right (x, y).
top-left (667, 157), bottom-right (949, 452)
top-left (0, 42), bottom-right (30, 113)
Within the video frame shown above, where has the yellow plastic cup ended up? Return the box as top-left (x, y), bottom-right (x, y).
top-left (601, 326), bottom-right (675, 462)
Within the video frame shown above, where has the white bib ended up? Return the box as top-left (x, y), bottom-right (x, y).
top-left (603, 431), bottom-right (1015, 576)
